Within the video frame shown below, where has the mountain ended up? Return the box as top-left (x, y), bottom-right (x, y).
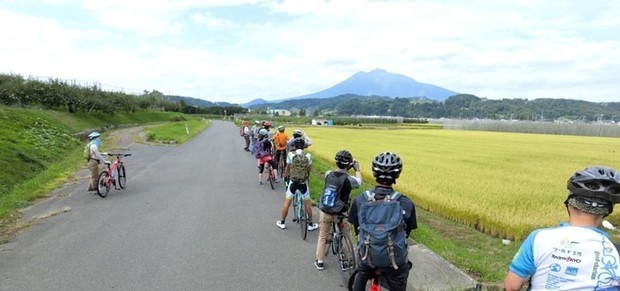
top-left (241, 98), bottom-right (269, 107)
top-left (164, 95), bottom-right (236, 107)
top-left (288, 68), bottom-right (458, 101)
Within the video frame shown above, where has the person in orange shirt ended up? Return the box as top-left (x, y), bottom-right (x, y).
top-left (273, 125), bottom-right (289, 174)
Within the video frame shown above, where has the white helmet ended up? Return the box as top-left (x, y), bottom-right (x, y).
top-left (88, 132), bottom-right (101, 140)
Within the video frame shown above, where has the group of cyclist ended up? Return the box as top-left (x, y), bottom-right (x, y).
top-left (240, 119), bottom-right (620, 290)
top-left (239, 120), bottom-right (418, 290)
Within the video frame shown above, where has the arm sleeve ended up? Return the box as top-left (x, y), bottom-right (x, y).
top-left (508, 230), bottom-right (539, 279)
top-left (348, 176), bottom-right (361, 188)
top-left (91, 144), bottom-right (108, 162)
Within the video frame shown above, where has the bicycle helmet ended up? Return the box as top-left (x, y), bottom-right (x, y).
top-left (292, 137), bottom-right (305, 150)
top-left (292, 129), bottom-right (303, 138)
top-left (566, 166), bottom-right (620, 215)
top-left (372, 152), bottom-right (403, 185)
top-left (88, 131), bottom-right (101, 140)
top-left (277, 125), bottom-right (285, 132)
top-left (258, 128), bottom-right (268, 136)
top-left (255, 120), bottom-right (260, 125)
top-left (335, 150), bottom-right (353, 167)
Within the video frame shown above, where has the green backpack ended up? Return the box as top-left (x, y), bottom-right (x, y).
top-left (83, 142), bottom-right (91, 160)
top-left (289, 151), bottom-right (309, 183)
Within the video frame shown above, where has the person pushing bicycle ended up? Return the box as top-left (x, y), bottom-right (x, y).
top-left (86, 131), bottom-right (109, 192)
top-left (276, 137), bottom-right (318, 231)
top-left (314, 150), bottom-right (362, 270)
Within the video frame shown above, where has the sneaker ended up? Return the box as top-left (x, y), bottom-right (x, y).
top-left (258, 181), bottom-right (264, 185)
top-left (275, 177), bottom-right (280, 183)
top-left (307, 222), bottom-right (319, 231)
top-left (314, 260), bottom-right (324, 270)
top-left (276, 221), bottom-right (286, 229)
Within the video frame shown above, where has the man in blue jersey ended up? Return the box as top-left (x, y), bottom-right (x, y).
top-left (504, 166), bottom-right (620, 290)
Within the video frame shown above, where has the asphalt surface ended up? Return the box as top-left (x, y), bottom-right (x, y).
top-left (0, 120), bottom-right (479, 291)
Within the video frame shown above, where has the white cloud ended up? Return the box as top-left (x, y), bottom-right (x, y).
top-left (0, 1), bottom-right (619, 103)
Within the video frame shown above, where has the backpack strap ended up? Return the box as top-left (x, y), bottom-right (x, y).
top-left (364, 190), bottom-right (376, 202)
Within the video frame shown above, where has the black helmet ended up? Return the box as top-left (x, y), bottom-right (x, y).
top-left (335, 150), bottom-right (353, 166)
top-left (372, 152), bottom-right (402, 185)
top-left (292, 137), bottom-right (305, 150)
top-left (292, 129), bottom-right (303, 138)
top-left (566, 166), bottom-right (620, 215)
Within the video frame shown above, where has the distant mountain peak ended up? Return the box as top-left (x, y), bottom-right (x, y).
top-left (287, 68), bottom-right (457, 101)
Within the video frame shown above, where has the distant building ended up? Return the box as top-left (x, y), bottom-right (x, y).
top-left (312, 119), bottom-right (333, 126)
top-left (267, 109), bottom-right (291, 116)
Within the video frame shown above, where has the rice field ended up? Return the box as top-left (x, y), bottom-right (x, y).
top-left (300, 126), bottom-right (620, 240)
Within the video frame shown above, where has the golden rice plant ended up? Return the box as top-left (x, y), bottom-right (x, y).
top-left (301, 126), bottom-right (620, 240)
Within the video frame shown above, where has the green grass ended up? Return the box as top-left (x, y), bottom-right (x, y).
top-left (145, 118), bottom-right (211, 144)
top-left (0, 105), bottom-right (197, 241)
top-left (305, 151), bottom-right (515, 284)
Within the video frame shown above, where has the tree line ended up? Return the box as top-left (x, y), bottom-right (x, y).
top-left (0, 73), bottom-right (247, 116)
top-left (251, 94), bottom-right (620, 122)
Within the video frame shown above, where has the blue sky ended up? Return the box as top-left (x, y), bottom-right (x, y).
top-left (1, 0), bottom-right (619, 104)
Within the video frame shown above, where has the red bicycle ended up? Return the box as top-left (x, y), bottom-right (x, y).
top-left (97, 153), bottom-right (131, 198)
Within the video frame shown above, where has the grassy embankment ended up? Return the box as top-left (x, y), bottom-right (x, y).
top-left (0, 105), bottom-right (206, 242)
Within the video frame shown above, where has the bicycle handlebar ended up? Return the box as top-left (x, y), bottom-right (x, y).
top-left (105, 153), bottom-right (132, 157)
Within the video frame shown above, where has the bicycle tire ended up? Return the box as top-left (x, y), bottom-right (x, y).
top-left (299, 195), bottom-right (308, 240)
top-left (268, 165), bottom-right (275, 190)
top-left (117, 164), bottom-right (126, 189)
top-left (277, 154), bottom-right (284, 179)
top-left (96, 171), bottom-right (110, 198)
top-left (339, 231), bottom-right (357, 286)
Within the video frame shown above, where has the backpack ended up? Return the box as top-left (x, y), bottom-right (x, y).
top-left (319, 172), bottom-right (349, 214)
top-left (239, 126), bottom-right (244, 136)
top-left (357, 190), bottom-right (408, 270)
top-left (254, 139), bottom-right (270, 159)
top-left (289, 151), bottom-right (309, 183)
top-left (83, 142), bottom-right (92, 160)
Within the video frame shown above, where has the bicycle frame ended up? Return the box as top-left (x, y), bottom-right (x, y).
top-left (97, 153), bottom-right (131, 198)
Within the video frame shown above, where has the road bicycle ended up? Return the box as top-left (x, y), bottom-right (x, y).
top-left (324, 214), bottom-right (357, 286)
top-left (291, 186), bottom-right (308, 240)
top-left (266, 160), bottom-right (276, 190)
top-left (97, 153), bottom-right (131, 198)
top-left (348, 270), bottom-right (385, 291)
top-left (276, 149), bottom-right (286, 180)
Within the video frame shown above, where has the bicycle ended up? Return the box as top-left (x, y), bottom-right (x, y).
top-left (267, 161), bottom-right (276, 190)
top-left (291, 185), bottom-right (308, 240)
top-left (276, 149), bottom-right (286, 180)
top-left (324, 214), bottom-right (357, 286)
top-left (348, 269), bottom-right (386, 291)
top-left (97, 153), bottom-right (131, 198)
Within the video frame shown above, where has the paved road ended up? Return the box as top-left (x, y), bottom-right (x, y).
top-left (0, 120), bottom-right (349, 290)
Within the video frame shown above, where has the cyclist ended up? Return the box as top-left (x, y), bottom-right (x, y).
top-left (240, 120), bottom-right (250, 152)
top-left (255, 128), bottom-right (279, 185)
top-left (273, 125), bottom-right (289, 173)
top-left (349, 152), bottom-right (417, 291)
top-left (287, 129), bottom-right (312, 151)
top-left (314, 150), bottom-right (362, 270)
top-left (86, 132), bottom-right (109, 191)
top-left (262, 120), bottom-right (275, 140)
top-left (250, 120), bottom-right (260, 154)
top-left (504, 166), bottom-right (620, 290)
top-left (276, 137), bottom-right (318, 231)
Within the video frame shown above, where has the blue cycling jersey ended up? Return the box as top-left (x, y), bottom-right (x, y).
top-left (509, 222), bottom-right (620, 290)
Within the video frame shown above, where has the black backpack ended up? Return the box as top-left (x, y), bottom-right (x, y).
top-left (319, 172), bottom-right (349, 214)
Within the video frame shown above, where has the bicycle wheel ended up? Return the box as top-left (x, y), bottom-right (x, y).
top-left (268, 165), bottom-right (275, 190)
top-left (339, 231), bottom-right (357, 286)
top-left (277, 155), bottom-right (284, 179)
top-left (299, 196), bottom-right (308, 240)
top-left (96, 171), bottom-right (110, 198)
top-left (117, 164), bottom-right (126, 189)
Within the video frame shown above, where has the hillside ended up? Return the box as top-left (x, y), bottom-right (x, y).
top-left (248, 94), bottom-right (620, 122)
